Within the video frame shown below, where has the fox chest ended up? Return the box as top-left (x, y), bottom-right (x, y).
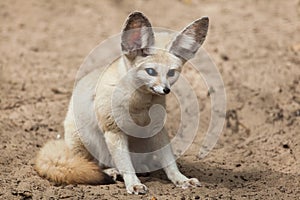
top-left (129, 106), bottom-right (151, 127)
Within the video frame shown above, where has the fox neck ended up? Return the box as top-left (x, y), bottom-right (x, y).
top-left (131, 88), bottom-right (165, 111)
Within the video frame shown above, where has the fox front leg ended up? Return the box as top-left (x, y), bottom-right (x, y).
top-left (104, 131), bottom-right (148, 194)
top-left (158, 129), bottom-right (201, 189)
top-left (164, 163), bottom-right (201, 189)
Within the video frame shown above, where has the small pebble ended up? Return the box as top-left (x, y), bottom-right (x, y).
top-left (56, 134), bottom-right (61, 139)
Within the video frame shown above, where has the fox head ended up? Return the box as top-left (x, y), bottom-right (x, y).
top-left (121, 12), bottom-right (209, 95)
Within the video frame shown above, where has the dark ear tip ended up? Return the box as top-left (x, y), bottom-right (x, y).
top-left (128, 11), bottom-right (146, 18)
top-left (193, 16), bottom-right (209, 30)
top-left (201, 16), bottom-right (209, 21)
top-left (123, 11), bottom-right (152, 31)
top-left (198, 16), bottom-right (209, 25)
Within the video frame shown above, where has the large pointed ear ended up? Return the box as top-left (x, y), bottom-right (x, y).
top-left (169, 17), bottom-right (209, 62)
top-left (121, 12), bottom-right (154, 60)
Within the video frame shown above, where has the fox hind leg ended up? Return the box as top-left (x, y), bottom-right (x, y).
top-left (103, 168), bottom-right (120, 181)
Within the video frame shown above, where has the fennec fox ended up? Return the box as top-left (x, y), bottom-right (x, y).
top-left (35, 12), bottom-right (209, 194)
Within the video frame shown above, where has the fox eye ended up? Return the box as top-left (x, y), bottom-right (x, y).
top-left (145, 68), bottom-right (157, 76)
top-left (167, 69), bottom-right (176, 77)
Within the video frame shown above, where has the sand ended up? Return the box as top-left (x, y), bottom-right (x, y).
top-left (0, 0), bottom-right (300, 199)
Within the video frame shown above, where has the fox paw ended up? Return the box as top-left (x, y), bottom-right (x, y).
top-left (103, 168), bottom-right (120, 181)
top-left (126, 183), bottom-right (148, 194)
top-left (176, 178), bottom-right (201, 189)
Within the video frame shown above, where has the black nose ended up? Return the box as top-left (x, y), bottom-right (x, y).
top-left (163, 87), bottom-right (170, 94)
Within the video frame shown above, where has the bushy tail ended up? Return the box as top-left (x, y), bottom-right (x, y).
top-left (35, 140), bottom-right (113, 185)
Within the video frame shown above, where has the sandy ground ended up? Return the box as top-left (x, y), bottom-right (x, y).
top-left (1, 0), bottom-right (300, 199)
